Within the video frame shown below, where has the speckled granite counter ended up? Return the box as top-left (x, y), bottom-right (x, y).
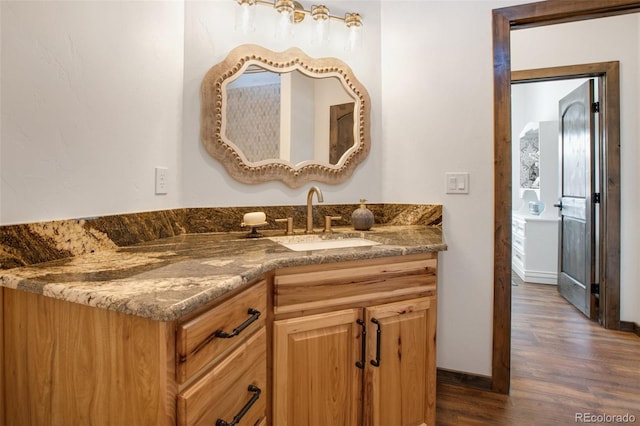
top-left (0, 225), bottom-right (446, 322)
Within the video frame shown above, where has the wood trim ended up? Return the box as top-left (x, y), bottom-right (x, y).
top-left (492, 0), bottom-right (640, 395)
top-left (491, 7), bottom-right (512, 396)
top-left (0, 288), bottom-right (4, 426)
top-left (495, 0), bottom-right (640, 28)
top-left (600, 62), bottom-right (622, 330)
top-left (512, 61), bottom-right (619, 82)
top-left (620, 321), bottom-right (640, 337)
top-left (437, 368), bottom-right (492, 392)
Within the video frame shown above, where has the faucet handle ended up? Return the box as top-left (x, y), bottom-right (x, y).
top-left (275, 217), bottom-right (294, 235)
top-left (324, 216), bottom-right (342, 233)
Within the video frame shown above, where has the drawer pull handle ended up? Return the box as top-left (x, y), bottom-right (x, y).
top-left (215, 308), bottom-right (261, 339)
top-left (355, 319), bottom-right (366, 369)
top-left (370, 318), bottom-right (381, 367)
top-left (185, 309), bottom-right (262, 362)
top-left (215, 384), bottom-right (261, 426)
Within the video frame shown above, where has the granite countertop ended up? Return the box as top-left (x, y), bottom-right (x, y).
top-left (0, 225), bottom-right (446, 322)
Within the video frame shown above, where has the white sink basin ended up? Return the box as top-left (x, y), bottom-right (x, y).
top-left (269, 235), bottom-right (381, 252)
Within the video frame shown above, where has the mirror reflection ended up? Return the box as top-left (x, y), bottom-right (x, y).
top-left (200, 44), bottom-right (370, 188)
top-left (223, 66), bottom-right (356, 166)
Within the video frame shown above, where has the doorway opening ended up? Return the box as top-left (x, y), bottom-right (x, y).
top-left (492, 0), bottom-right (638, 397)
top-left (510, 72), bottom-right (612, 325)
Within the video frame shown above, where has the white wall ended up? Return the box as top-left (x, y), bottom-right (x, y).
top-left (289, 71), bottom-right (314, 165)
top-left (0, 1), bottom-right (184, 224)
top-left (380, 1), bottom-right (515, 376)
top-left (511, 13), bottom-right (640, 332)
top-left (636, 14), bottom-right (640, 328)
top-left (511, 79), bottom-right (585, 210)
top-left (180, 1), bottom-right (382, 208)
top-left (0, 0), bottom-right (382, 223)
top-left (637, 14), bottom-right (640, 327)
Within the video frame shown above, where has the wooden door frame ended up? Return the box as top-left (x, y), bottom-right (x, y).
top-left (492, 0), bottom-right (640, 395)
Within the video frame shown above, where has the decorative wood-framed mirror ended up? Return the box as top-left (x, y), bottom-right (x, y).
top-left (201, 44), bottom-right (371, 188)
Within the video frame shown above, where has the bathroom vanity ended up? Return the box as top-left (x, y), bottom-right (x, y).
top-left (0, 225), bottom-right (445, 426)
top-left (273, 253), bottom-right (437, 425)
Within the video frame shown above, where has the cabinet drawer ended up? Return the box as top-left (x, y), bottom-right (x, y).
top-left (176, 280), bottom-right (267, 384)
top-left (274, 253), bottom-right (437, 315)
top-left (513, 246), bottom-right (525, 265)
top-left (177, 328), bottom-right (267, 426)
top-left (512, 217), bottom-right (525, 236)
top-left (513, 233), bottom-right (525, 251)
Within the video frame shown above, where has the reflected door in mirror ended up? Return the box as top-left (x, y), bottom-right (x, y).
top-left (330, 103), bottom-right (355, 165)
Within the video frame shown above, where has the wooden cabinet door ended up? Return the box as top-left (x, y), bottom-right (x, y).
top-left (363, 297), bottom-right (437, 426)
top-left (273, 309), bottom-right (363, 426)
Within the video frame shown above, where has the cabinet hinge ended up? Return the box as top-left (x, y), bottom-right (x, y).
top-left (594, 193), bottom-right (601, 203)
top-left (591, 283), bottom-right (600, 295)
top-left (592, 102), bottom-right (600, 113)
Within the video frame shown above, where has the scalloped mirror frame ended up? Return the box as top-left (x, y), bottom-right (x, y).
top-left (201, 44), bottom-right (371, 188)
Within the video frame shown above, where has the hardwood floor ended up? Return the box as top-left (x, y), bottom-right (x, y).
top-left (436, 279), bottom-right (640, 425)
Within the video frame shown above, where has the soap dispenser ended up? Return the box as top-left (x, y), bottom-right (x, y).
top-left (351, 199), bottom-right (374, 231)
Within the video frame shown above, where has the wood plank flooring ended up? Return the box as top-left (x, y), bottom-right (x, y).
top-left (436, 280), bottom-right (640, 425)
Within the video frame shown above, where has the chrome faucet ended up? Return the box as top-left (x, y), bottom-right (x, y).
top-left (306, 186), bottom-right (324, 233)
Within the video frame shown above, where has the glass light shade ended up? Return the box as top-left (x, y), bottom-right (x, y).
top-left (235, 1), bottom-right (256, 34)
top-left (345, 13), bottom-right (363, 51)
top-left (311, 5), bottom-right (330, 44)
top-left (275, 7), bottom-right (294, 39)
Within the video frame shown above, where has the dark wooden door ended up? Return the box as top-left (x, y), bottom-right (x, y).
top-left (557, 80), bottom-right (596, 319)
top-left (329, 102), bottom-right (355, 165)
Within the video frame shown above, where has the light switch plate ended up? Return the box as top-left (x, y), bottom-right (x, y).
top-left (445, 172), bottom-right (469, 194)
top-left (155, 167), bottom-right (168, 194)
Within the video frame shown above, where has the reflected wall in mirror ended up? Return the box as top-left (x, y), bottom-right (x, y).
top-left (201, 44), bottom-right (370, 187)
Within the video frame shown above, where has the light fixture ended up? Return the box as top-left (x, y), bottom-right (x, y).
top-left (235, 0), bottom-right (257, 34)
top-left (344, 12), bottom-right (363, 51)
top-left (234, 0), bottom-right (364, 47)
top-left (274, 0), bottom-right (295, 38)
top-left (311, 5), bottom-right (329, 44)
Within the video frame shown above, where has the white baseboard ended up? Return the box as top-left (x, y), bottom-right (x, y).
top-left (512, 263), bottom-right (557, 285)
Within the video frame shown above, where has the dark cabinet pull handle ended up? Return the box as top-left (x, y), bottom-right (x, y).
top-left (215, 308), bottom-right (261, 339)
top-left (184, 309), bottom-right (261, 362)
top-left (356, 319), bottom-right (366, 369)
top-left (370, 318), bottom-right (381, 367)
top-left (553, 201), bottom-right (563, 210)
top-left (216, 384), bottom-right (261, 426)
